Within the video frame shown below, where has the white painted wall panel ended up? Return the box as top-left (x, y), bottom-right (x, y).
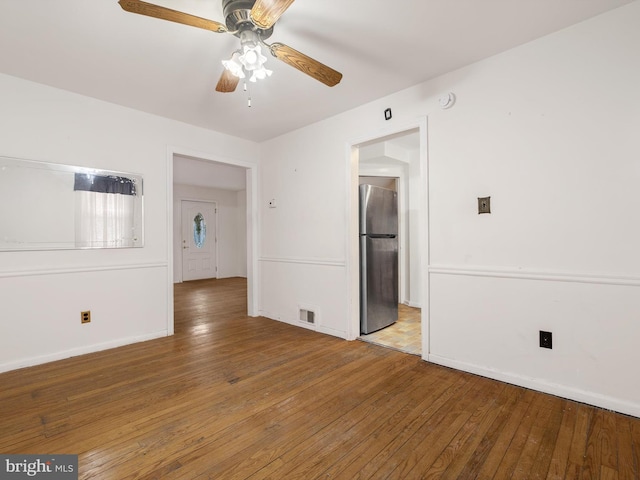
top-left (259, 3), bottom-right (640, 415)
top-left (0, 266), bottom-right (167, 372)
top-left (427, 5), bottom-right (640, 275)
top-left (259, 259), bottom-right (348, 338)
top-left (429, 271), bottom-right (640, 415)
top-left (260, 125), bottom-right (348, 261)
top-left (0, 73), bottom-right (258, 371)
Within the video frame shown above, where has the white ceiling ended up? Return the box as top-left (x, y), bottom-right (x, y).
top-left (0, 0), bottom-right (633, 143)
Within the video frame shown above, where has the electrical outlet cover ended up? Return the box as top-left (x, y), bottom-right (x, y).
top-left (539, 330), bottom-right (552, 349)
top-left (478, 196), bottom-right (491, 214)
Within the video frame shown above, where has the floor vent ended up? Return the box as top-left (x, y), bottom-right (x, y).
top-left (299, 309), bottom-right (315, 324)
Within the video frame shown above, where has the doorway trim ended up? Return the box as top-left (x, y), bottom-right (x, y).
top-left (166, 146), bottom-right (259, 336)
top-left (346, 116), bottom-right (430, 360)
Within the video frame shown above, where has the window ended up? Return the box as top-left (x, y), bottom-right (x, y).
top-left (193, 212), bottom-right (206, 248)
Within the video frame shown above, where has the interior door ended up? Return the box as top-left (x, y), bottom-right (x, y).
top-left (181, 200), bottom-right (217, 281)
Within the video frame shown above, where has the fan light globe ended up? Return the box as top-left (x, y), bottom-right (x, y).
top-left (239, 44), bottom-right (267, 72)
top-left (222, 42), bottom-right (271, 83)
top-left (250, 66), bottom-right (273, 83)
top-left (243, 49), bottom-right (258, 65)
top-left (222, 51), bottom-right (245, 78)
top-left (219, 28), bottom-right (273, 85)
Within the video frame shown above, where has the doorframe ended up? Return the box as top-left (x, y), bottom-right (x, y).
top-left (179, 199), bottom-right (218, 282)
top-left (166, 146), bottom-right (259, 336)
top-left (346, 116), bottom-right (430, 360)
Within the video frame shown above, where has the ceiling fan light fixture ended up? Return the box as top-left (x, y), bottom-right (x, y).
top-left (250, 65), bottom-right (272, 83)
top-left (237, 28), bottom-right (269, 74)
top-left (239, 43), bottom-right (267, 71)
top-left (221, 51), bottom-right (245, 78)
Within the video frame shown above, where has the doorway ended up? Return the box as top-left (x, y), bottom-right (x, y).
top-left (167, 149), bottom-right (259, 336)
top-left (181, 200), bottom-right (217, 281)
top-left (349, 123), bottom-right (428, 358)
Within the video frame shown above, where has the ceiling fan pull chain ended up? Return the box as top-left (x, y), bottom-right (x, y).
top-left (243, 81), bottom-right (252, 107)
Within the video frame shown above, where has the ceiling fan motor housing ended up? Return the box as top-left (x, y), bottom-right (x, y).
top-left (223, 0), bottom-right (273, 39)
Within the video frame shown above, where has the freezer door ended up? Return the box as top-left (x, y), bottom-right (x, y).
top-left (360, 235), bottom-right (398, 334)
top-left (359, 184), bottom-right (398, 235)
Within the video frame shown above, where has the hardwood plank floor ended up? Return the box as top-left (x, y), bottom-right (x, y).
top-left (1, 277), bottom-right (639, 479)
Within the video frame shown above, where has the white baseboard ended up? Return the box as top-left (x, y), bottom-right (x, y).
top-left (427, 354), bottom-right (640, 418)
top-left (0, 330), bottom-right (169, 374)
top-left (258, 310), bottom-right (280, 321)
top-left (403, 301), bottom-right (422, 308)
top-left (259, 310), bottom-right (348, 340)
top-left (316, 325), bottom-right (348, 339)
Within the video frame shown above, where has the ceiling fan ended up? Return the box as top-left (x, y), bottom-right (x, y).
top-left (118, 0), bottom-right (343, 94)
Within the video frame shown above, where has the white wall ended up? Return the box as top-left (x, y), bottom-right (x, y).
top-left (258, 2), bottom-right (640, 416)
top-left (259, 122), bottom-right (350, 338)
top-left (0, 73), bottom-right (258, 372)
top-left (172, 183), bottom-right (247, 281)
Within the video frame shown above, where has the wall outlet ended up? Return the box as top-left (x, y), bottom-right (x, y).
top-left (81, 311), bottom-right (91, 324)
top-left (539, 330), bottom-right (552, 349)
top-left (478, 196), bottom-right (491, 214)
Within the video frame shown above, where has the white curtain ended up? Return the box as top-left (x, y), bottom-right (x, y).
top-left (75, 190), bottom-right (135, 248)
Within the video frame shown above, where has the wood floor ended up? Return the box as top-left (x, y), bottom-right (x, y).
top-left (1, 277), bottom-right (639, 479)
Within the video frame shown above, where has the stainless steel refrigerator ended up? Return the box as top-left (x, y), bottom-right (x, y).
top-left (359, 184), bottom-right (399, 334)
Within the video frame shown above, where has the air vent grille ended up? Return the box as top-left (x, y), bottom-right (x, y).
top-left (299, 309), bottom-right (315, 324)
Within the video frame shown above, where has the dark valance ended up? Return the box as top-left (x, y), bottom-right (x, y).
top-left (74, 173), bottom-right (137, 196)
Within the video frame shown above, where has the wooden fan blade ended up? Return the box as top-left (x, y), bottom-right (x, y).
top-left (250, 0), bottom-right (295, 30)
top-left (215, 69), bottom-right (240, 93)
top-left (118, 0), bottom-right (227, 33)
top-left (269, 43), bottom-right (342, 87)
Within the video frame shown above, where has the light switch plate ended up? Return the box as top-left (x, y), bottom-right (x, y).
top-left (540, 330), bottom-right (553, 349)
top-left (478, 197), bottom-right (491, 214)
